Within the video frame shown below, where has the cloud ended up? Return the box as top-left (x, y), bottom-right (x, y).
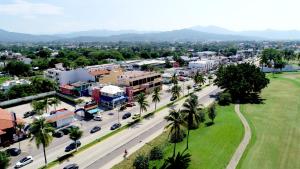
top-left (0, 0), bottom-right (63, 18)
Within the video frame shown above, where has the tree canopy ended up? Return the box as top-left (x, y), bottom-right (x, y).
top-left (214, 63), bottom-right (269, 100)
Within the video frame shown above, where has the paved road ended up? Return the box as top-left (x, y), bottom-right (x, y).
top-left (226, 104), bottom-right (251, 169)
top-left (52, 85), bottom-right (220, 169)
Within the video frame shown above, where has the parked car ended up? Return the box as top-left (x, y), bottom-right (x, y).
top-left (110, 123), bottom-right (121, 130)
top-left (93, 115), bottom-right (102, 121)
top-left (14, 156), bottom-right (33, 168)
top-left (132, 113), bottom-right (141, 120)
top-left (108, 112), bottom-right (114, 116)
top-left (170, 96), bottom-right (177, 101)
top-left (53, 131), bottom-right (64, 138)
top-left (60, 128), bottom-right (70, 135)
top-left (6, 148), bottom-right (21, 156)
top-left (63, 163), bottom-right (79, 169)
top-left (65, 141), bottom-right (81, 152)
top-left (90, 126), bottom-right (101, 133)
top-left (126, 102), bottom-right (135, 107)
top-left (23, 111), bottom-right (35, 118)
top-left (122, 112), bottom-right (131, 119)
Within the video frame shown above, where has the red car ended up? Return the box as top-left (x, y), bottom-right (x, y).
top-left (126, 102), bottom-right (136, 107)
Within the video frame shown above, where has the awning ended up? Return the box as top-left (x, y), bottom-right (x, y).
top-left (86, 108), bottom-right (103, 114)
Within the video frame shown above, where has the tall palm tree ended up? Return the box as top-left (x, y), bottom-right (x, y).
top-left (137, 93), bottom-right (149, 117)
top-left (31, 100), bottom-right (46, 115)
top-left (171, 85), bottom-right (181, 100)
top-left (152, 87), bottom-right (161, 111)
top-left (181, 94), bottom-right (201, 149)
top-left (69, 127), bottom-right (83, 151)
top-left (193, 71), bottom-right (205, 87)
top-left (186, 85), bottom-right (192, 95)
top-left (164, 109), bottom-right (185, 157)
top-left (160, 151), bottom-right (191, 169)
top-left (49, 97), bottom-right (61, 111)
top-left (30, 118), bottom-right (54, 165)
top-left (16, 123), bottom-right (25, 150)
top-left (171, 73), bottom-right (178, 85)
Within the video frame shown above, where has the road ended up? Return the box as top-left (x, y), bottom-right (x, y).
top-left (7, 80), bottom-right (195, 169)
top-left (51, 85), bottom-right (221, 169)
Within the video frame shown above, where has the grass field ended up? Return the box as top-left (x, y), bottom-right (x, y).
top-left (238, 72), bottom-right (300, 169)
top-left (113, 105), bottom-right (244, 169)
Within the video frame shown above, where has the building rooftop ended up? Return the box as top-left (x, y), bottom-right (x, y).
top-left (0, 108), bottom-right (23, 135)
top-left (100, 85), bottom-right (123, 95)
top-left (89, 69), bottom-right (110, 76)
top-left (46, 109), bottom-right (74, 123)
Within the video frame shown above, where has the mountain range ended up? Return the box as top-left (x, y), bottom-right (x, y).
top-left (1, 26), bottom-right (300, 42)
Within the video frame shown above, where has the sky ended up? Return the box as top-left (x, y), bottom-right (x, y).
top-left (0, 0), bottom-right (300, 34)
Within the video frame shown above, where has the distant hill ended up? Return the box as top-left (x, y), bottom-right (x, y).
top-left (0, 29), bottom-right (59, 42)
top-left (1, 26), bottom-right (300, 42)
top-left (60, 29), bottom-right (259, 42)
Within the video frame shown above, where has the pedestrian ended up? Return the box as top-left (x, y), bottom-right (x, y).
top-left (124, 149), bottom-right (128, 158)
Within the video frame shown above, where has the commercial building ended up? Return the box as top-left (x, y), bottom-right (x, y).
top-left (188, 60), bottom-right (216, 72)
top-left (118, 71), bottom-right (162, 101)
top-left (99, 85), bottom-right (126, 109)
top-left (0, 108), bottom-right (23, 146)
top-left (46, 109), bottom-right (75, 128)
top-left (60, 81), bottom-right (92, 97)
top-left (44, 63), bottom-right (95, 85)
top-left (89, 68), bottom-right (123, 85)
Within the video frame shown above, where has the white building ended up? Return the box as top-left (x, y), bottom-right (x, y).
top-left (18, 57), bottom-right (32, 64)
top-left (188, 60), bottom-right (215, 72)
top-left (44, 64), bottom-right (95, 85)
top-left (0, 79), bottom-right (31, 92)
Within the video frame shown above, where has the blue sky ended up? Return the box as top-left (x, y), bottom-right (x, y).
top-left (0, 0), bottom-right (299, 34)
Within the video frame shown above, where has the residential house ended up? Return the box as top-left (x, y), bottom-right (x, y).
top-left (0, 79), bottom-right (31, 92)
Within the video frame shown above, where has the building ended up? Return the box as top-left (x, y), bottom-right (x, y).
top-left (46, 109), bottom-right (75, 128)
top-left (118, 71), bottom-right (162, 98)
top-left (44, 63), bottom-right (95, 85)
top-left (17, 57), bottom-right (32, 65)
top-left (121, 59), bottom-right (166, 70)
top-left (188, 60), bottom-right (216, 72)
top-left (0, 108), bottom-right (23, 146)
top-left (0, 79), bottom-right (31, 92)
top-left (99, 85), bottom-right (126, 109)
top-left (162, 73), bottom-right (172, 84)
top-left (60, 81), bottom-right (92, 97)
top-left (89, 68), bottom-right (123, 85)
top-left (194, 51), bottom-right (217, 59)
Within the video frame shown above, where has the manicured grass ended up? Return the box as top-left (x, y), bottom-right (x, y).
top-left (113, 105), bottom-right (244, 169)
top-left (238, 72), bottom-right (300, 169)
top-left (0, 76), bottom-right (11, 84)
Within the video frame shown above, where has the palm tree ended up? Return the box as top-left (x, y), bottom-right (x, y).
top-left (49, 97), bottom-right (61, 111)
top-left (16, 123), bottom-right (25, 150)
top-left (152, 87), bottom-right (161, 111)
top-left (193, 71), bottom-right (205, 87)
top-left (164, 109), bottom-right (185, 157)
top-left (171, 85), bottom-right (181, 100)
top-left (31, 100), bottom-right (46, 115)
top-left (137, 93), bottom-right (149, 117)
top-left (69, 127), bottom-right (83, 151)
top-left (30, 118), bottom-right (54, 165)
top-left (186, 85), bottom-right (192, 95)
top-left (171, 73), bottom-right (178, 85)
top-left (181, 94), bottom-right (201, 150)
top-left (160, 151), bottom-right (191, 169)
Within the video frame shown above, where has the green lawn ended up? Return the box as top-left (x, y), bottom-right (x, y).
top-left (113, 105), bottom-right (244, 169)
top-left (238, 72), bottom-right (300, 169)
top-left (0, 76), bottom-right (11, 84)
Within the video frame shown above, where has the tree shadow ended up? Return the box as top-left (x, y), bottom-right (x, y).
top-left (205, 122), bottom-right (214, 127)
top-left (57, 153), bottom-right (74, 163)
top-left (239, 93), bottom-right (265, 104)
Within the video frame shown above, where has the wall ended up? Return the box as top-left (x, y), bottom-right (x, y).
top-left (99, 68), bottom-right (123, 85)
top-left (58, 68), bottom-right (95, 85)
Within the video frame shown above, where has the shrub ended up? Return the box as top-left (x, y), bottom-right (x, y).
top-left (218, 92), bottom-right (232, 105)
top-left (149, 146), bottom-right (163, 160)
top-left (133, 154), bottom-right (149, 169)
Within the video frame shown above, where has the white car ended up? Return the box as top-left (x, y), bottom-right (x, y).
top-left (93, 115), bottom-right (102, 121)
top-left (14, 156), bottom-right (33, 168)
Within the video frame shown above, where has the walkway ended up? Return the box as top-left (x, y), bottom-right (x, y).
top-left (226, 104), bottom-right (251, 169)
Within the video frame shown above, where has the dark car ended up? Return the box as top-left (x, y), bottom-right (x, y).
top-left (65, 141), bottom-right (81, 152)
top-left (90, 126), bottom-right (101, 133)
top-left (122, 112), bottom-right (131, 119)
top-left (6, 148), bottom-right (21, 156)
top-left (52, 131), bottom-right (64, 138)
top-left (60, 128), bottom-right (70, 135)
top-left (63, 163), bottom-right (79, 169)
top-left (110, 123), bottom-right (121, 130)
top-left (170, 96), bottom-right (177, 101)
top-left (23, 111), bottom-right (35, 118)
